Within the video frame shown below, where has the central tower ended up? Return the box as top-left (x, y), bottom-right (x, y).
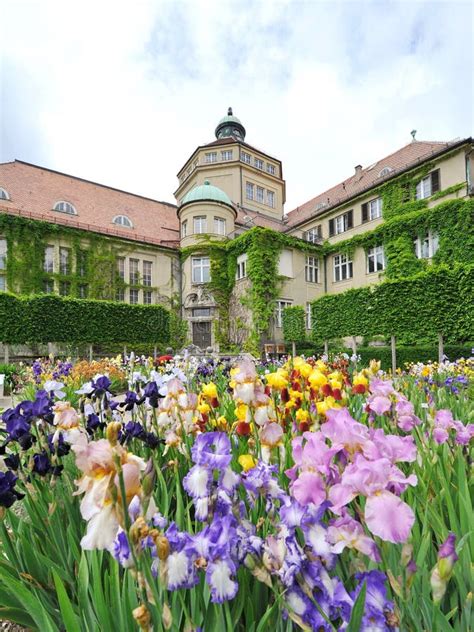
top-left (174, 107), bottom-right (286, 223)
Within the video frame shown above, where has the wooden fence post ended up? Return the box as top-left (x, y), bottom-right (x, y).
top-left (292, 341), bottom-right (296, 358)
top-left (4, 344), bottom-right (9, 364)
top-left (324, 340), bottom-right (329, 356)
top-left (391, 335), bottom-right (397, 374)
top-left (438, 333), bottom-right (444, 364)
top-left (89, 344), bottom-right (93, 362)
top-left (351, 336), bottom-right (357, 356)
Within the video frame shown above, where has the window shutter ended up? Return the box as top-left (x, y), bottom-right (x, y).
top-left (361, 203), bottom-right (368, 223)
top-left (347, 210), bottom-right (353, 229)
top-left (302, 231), bottom-right (307, 241)
top-left (317, 224), bottom-right (322, 237)
top-left (431, 169), bottom-right (440, 193)
top-left (329, 219), bottom-right (335, 236)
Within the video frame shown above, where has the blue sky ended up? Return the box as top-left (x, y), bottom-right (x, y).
top-left (1, 0), bottom-right (472, 211)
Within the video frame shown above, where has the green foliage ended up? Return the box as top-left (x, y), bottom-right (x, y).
top-left (312, 265), bottom-right (474, 344)
top-left (282, 305), bottom-right (306, 343)
top-left (0, 293), bottom-right (170, 345)
top-left (168, 310), bottom-right (189, 351)
top-left (0, 213), bottom-right (168, 300)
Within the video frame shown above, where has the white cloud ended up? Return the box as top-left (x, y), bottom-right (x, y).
top-left (1, 0), bottom-right (472, 211)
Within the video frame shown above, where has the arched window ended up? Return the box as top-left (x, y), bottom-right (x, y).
top-left (378, 167), bottom-right (393, 178)
top-left (0, 188), bottom-right (10, 201)
top-left (53, 200), bottom-right (77, 215)
top-left (113, 215), bottom-right (133, 228)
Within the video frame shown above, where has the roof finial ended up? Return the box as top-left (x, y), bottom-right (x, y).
top-left (228, 107), bottom-right (233, 116)
top-left (411, 129), bottom-right (417, 141)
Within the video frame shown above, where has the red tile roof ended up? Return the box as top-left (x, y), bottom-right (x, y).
top-left (285, 138), bottom-right (470, 228)
top-left (0, 160), bottom-right (180, 249)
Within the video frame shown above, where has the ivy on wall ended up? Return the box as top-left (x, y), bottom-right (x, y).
top-left (0, 214), bottom-right (171, 300)
top-left (282, 306), bottom-right (306, 344)
top-left (311, 265), bottom-right (474, 345)
top-left (181, 228), bottom-right (321, 352)
top-left (0, 293), bottom-right (170, 345)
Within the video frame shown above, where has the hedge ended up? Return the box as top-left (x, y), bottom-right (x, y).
top-left (311, 265), bottom-right (474, 345)
top-left (282, 306), bottom-right (306, 343)
top-left (0, 293), bottom-right (170, 345)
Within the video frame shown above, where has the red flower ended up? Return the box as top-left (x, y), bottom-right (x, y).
top-left (236, 422), bottom-right (251, 436)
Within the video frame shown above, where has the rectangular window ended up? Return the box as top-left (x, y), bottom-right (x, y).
top-left (254, 158), bottom-right (264, 170)
top-left (192, 307), bottom-right (211, 317)
top-left (304, 226), bottom-right (322, 243)
top-left (59, 247), bottom-right (71, 275)
top-left (181, 220), bottom-right (188, 238)
top-left (44, 246), bottom-right (54, 273)
top-left (192, 256), bottom-right (210, 283)
top-left (415, 170), bottom-right (440, 200)
top-left (143, 261), bottom-right (152, 286)
top-left (267, 163), bottom-right (276, 175)
top-left (333, 254), bottom-right (353, 282)
top-left (267, 190), bottom-right (275, 208)
top-left (194, 216), bottom-right (207, 234)
top-left (143, 290), bottom-right (153, 304)
top-left (362, 197), bottom-right (383, 222)
top-left (214, 217), bottom-right (226, 235)
top-left (43, 279), bottom-right (54, 293)
top-left (241, 151), bottom-right (251, 164)
top-left (116, 288), bottom-right (125, 302)
top-left (59, 281), bottom-right (70, 296)
top-left (77, 250), bottom-right (88, 277)
top-left (246, 182), bottom-right (254, 200)
top-left (256, 186), bottom-right (264, 203)
top-left (205, 152), bottom-right (217, 163)
top-left (414, 231), bottom-right (439, 259)
top-left (329, 211), bottom-right (353, 236)
top-left (0, 276), bottom-right (5, 291)
top-left (117, 257), bottom-right (125, 280)
top-left (306, 302), bottom-right (312, 330)
top-left (129, 258), bottom-right (139, 284)
top-left (0, 238), bottom-right (7, 270)
top-left (221, 150), bottom-right (233, 161)
top-left (305, 256), bottom-right (319, 283)
top-left (129, 289), bottom-right (139, 304)
top-left (367, 245), bottom-right (385, 273)
top-left (236, 253), bottom-right (248, 280)
top-left (78, 284), bottom-right (88, 298)
top-left (275, 300), bottom-right (292, 328)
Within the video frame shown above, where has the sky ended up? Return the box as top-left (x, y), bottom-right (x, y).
top-left (1, 0), bottom-right (473, 212)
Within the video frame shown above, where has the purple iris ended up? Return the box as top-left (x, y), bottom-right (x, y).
top-left (47, 432), bottom-right (71, 457)
top-left (0, 470), bottom-right (24, 507)
top-left (191, 433), bottom-right (232, 470)
top-left (32, 451), bottom-right (51, 476)
top-left (352, 571), bottom-right (397, 631)
top-left (113, 530), bottom-right (132, 566)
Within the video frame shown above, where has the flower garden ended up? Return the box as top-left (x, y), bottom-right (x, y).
top-left (0, 352), bottom-right (472, 631)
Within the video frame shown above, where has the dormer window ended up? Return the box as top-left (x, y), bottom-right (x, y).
top-left (54, 201), bottom-right (76, 215)
top-left (379, 167), bottom-right (393, 177)
top-left (113, 215), bottom-right (133, 228)
top-left (0, 187), bottom-right (10, 201)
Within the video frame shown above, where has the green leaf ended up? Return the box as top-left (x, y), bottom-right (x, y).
top-left (347, 580), bottom-right (367, 632)
top-left (52, 568), bottom-right (82, 632)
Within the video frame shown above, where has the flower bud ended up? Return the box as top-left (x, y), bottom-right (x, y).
top-left (162, 602), bottom-right (172, 630)
top-left (133, 604), bottom-right (151, 630)
top-left (156, 535), bottom-right (170, 561)
top-left (106, 421), bottom-right (122, 446)
top-left (142, 460), bottom-right (156, 497)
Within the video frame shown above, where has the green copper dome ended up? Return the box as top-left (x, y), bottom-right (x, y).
top-left (180, 180), bottom-right (233, 207)
top-left (215, 107), bottom-right (246, 141)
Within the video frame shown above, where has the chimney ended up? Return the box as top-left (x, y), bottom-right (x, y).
top-left (354, 165), bottom-right (362, 175)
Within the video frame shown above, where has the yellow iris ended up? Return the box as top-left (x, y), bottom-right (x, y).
top-left (201, 382), bottom-right (218, 400)
top-left (308, 370), bottom-right (328, 389)
top-left (238, 454), bottom-right (257, 471)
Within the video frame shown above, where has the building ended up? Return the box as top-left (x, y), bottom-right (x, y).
top-left (0, 109), bottom-right (472, 351)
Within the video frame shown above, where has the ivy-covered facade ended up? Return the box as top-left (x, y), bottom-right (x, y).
top-left (0, 111), bottom-right (473, 353)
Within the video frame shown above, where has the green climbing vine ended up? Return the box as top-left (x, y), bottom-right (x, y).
top-left (0, 214), bottom-right (173, 300)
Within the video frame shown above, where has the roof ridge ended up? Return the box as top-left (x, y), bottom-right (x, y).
top-left (8, 160), bottom-right (177, 208)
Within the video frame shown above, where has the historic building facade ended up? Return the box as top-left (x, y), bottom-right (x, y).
top-left (0, 109), bottom-right (472, 350)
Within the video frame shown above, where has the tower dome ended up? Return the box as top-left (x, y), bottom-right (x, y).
top-left (215, 107), bottom-right (246, 141)
top-left (180, 180), bottom-right (234, 208)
